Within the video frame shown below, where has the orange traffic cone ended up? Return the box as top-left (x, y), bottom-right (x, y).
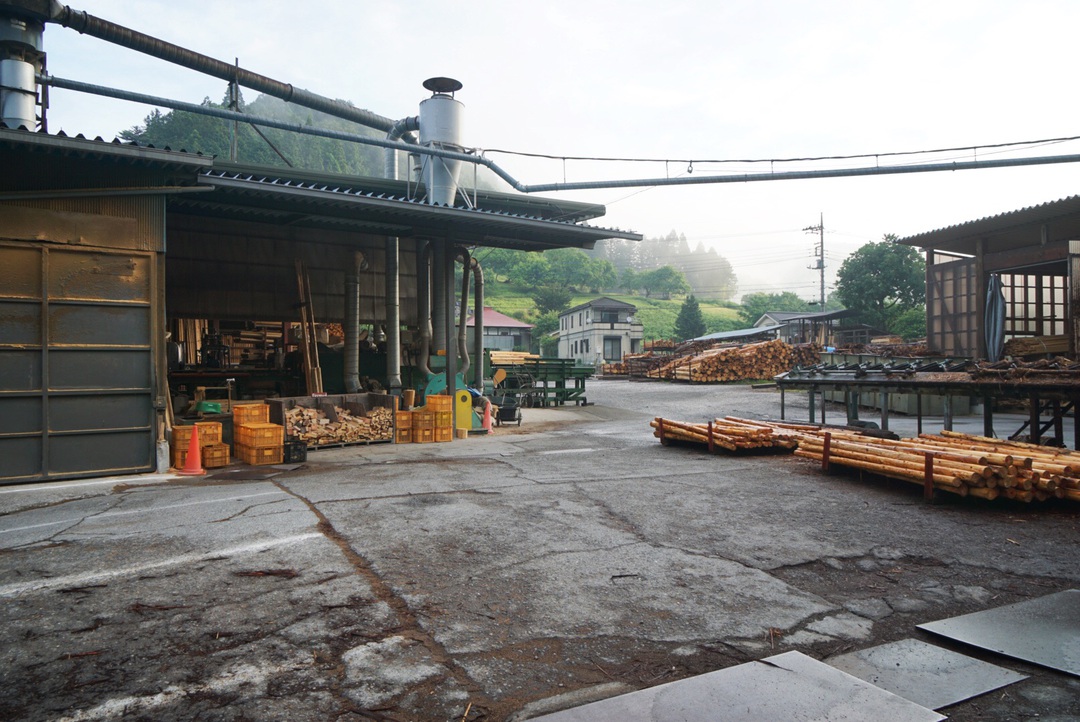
top-left (176, 424), bottom-right (206, 475)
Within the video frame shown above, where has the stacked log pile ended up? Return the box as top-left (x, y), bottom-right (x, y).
top-left (649, 416), bottom-right (800, 452)
top-left (285, 405), bottom-right (393, 445)
top-left (970, 357), bottom-right (1080, 383)
top-left (647, 340), bottom-right (819, 382)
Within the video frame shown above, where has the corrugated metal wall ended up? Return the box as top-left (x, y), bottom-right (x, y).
top-left (0, 188), bottom-right (165, 484)
top-left (0, 241), bottom-right (159, 483)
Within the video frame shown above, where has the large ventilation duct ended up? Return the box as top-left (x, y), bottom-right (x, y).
top-left (343, 252), bottom-right (365, 394)
top-left (416, 242), bottom-right (433, 378)
top-left (470, 257), bottom-right (484, 390)
top-left (418, 77), bottom-right (464, 206)
top-left (456, 247), bottom-right (471, 379)
top-left (0, 7), bottom-right (44, 129)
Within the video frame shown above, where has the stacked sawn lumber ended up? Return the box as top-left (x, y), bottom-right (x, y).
top-left (490, 351), bottom-right (540, 365)
top-left (285, 405), bottom-right (394, 445)
top-left (647, 340), bottom-right (819, 382)
top-left (650, 416), bottom-right (800, 451)
top-left (1003, 335), bottom-right (1070, 357)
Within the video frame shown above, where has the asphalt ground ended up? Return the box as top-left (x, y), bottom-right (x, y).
top-left (1, 380), bottom-right (1079, 721)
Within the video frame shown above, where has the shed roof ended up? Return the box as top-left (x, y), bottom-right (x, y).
top-left (466, 308), bottom-right (533, 329)
top-left (896, 195), bottom-right (1080, 257)
top-left (0, 126), bottom-right (642, 252)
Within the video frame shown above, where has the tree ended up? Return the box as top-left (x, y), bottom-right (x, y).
top-left (674, 295), bottom-right (706, 341)
top-left (531, 311), bottom-right (560, 355)
top-left (531, 285), bottom-right (573, 314)
top-left (835, 236), bottom-right (925, 331)
top-left (640, 266), bottom-right (691, 299)
top-left (738, 292), bottom-right (812, 326)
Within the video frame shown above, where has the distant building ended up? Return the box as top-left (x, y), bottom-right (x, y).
top-left (753, 310), bottom-right (854, 345)
top-left (558, 297), bottom-right (643, 364)
top-left (466, 307), bottom-right (533, 351)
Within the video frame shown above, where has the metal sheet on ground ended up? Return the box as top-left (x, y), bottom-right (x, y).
top-left (827, 638), bottom-right (1028, 710)
top-left (918, 589), bottom-right (1080, 677)
top-left (530, 651), bottom-right (943, 722)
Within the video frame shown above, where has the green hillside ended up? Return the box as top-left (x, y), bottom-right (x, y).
top-left (483, 281), bottom-right (742, 342)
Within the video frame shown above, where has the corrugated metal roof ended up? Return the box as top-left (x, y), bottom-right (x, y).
top-left (466, 308), bottom-right (533, 328)
top-left (693, 325), bottom-right (782, 341)
top-left (896, 195), bottom-right (1080, 256)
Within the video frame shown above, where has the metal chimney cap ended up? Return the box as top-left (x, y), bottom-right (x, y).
top-left (423, 77), bottom-right (462, 95)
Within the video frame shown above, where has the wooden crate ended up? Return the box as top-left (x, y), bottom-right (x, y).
top-left (235, 422), bottom-right (284, 448)
top-left (395, 427), bottom-right (413, 444)
top-left (233, 403), bottom-right (270, 425)
top-left (235, 442), bottom-right (283, 466)
top-left (435, 411), bottom-right (452, 428)
top-left (411, 411), bottom-right (435, 429)
top-left (413, 427), bottom-right (434, 444)
top-left (201, 443), bottom-right (231, 468)
top-left (395, 410), bottom-right (413, 429)
top-left (434, 426), bottom-right (453, 443)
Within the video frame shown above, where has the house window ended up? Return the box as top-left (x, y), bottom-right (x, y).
top-left (601, 311), bottom-right (619, 324)
top-left (603, 336), bottom-right (622, 362)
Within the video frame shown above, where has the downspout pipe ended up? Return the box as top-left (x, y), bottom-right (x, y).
top-left (471, 257), bottom-right (485, 390)
top-left (383, 116), bottom-right (418, 394)
top-left (44, 3), bottom-right (397, 132)
top-left (456, 247), bottom-right (471, 379)
top-left (416, 241), bottom-right (433, 378)
top-left (343, 251), bottom-right (365, 394)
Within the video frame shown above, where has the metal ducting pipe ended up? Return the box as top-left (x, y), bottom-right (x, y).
top-left (343, 251), bottom-right (365, 394)
top-left (1, 59), bottom-right (36, 128)
top-left (456, 247), bottom-right (471, 379)
top-left (418, 78), bottom-right (464, 206)
top-left (471, 257), bottom-right (485, 390)
top-left (416, 241), bottom-right (433, 378)
top-left (43, 2), bottom-right (396, 132)
top-left (384, 115), bottom-right (419, 178)
top-left (384, 237), bottom-right (401, 392)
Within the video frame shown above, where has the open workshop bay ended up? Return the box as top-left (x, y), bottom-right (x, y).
top-left (1, 381), bottom-right (1079, 721)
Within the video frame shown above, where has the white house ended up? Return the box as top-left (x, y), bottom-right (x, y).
top-left (558, 297), bottom-right (643, 364)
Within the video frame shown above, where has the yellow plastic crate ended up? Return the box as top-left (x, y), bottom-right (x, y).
top-left (435, 411), bottom-right (452, 428)
top-left (233, 403), bottom-right (270, 425)
top-left (235, 442), bottom-right (283, 466)
top-left (425, 395), bottom-right (452, 411)
top-left (235, 422), bottom-right (284, 448)
top-left (434, 426), bottom-right (453, 443)
top-left (395, 427), bottom-right (413, 444)
top-left (411, 411), bottom-right (435, 430)
top-left (413, 427), bottom-right (434, 444)
top-left (172, 421), bottom-right (222, 449)
top-left (395, 410), bottom-right (413, 429)
top-left (201, 443), bottom-right (231, 468)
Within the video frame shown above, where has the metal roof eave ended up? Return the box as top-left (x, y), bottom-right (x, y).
top-left (189, 171), bottom-right (641, 250)
top-left (0, 125), bottom-right (213, 170)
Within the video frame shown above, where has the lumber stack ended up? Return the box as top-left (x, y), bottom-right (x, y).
top-left (650, 416), bottom-right (800, 452)
top-left (647, 340), bottom-right (820, 382)
top-left (1003, 335), bottom-right (1070, 357)
top-left (284, 405), bottom-right (394, 445)
top-left (490, 351), bottom-right (540, 365)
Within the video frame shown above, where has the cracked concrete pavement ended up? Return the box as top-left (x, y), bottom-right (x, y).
top-left (2, 381), bottom-right (1079, 721)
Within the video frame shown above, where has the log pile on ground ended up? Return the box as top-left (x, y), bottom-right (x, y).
top-left (285, 405), bottom-right (393, 445)
top-left (647, 340), bottom-right (820, 382)
top-left (649, 416), bottom-right (800, 451)
top-left (650, 417), bottom-right (1080, 504)
top-left (789, 426), bottom-right (1080, 503)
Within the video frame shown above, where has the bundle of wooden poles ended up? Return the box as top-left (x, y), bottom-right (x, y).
top-left (650, 416), bottom-right (800, 452)
top-left (652, 416), bottom-right (1080, 504)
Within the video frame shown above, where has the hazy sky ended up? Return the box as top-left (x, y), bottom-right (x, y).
top-left (37, 0), bottom-right (1080, 300)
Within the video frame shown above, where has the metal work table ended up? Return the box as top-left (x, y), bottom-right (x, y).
top-left (776, 364), bottom-right (1080, 449)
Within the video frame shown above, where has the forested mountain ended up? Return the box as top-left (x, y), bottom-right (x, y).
top-left (593, 230), bottom-right (738, 301)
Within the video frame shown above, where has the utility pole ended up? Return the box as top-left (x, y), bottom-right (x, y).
top-left (804, 213), bottom-right (825, 307)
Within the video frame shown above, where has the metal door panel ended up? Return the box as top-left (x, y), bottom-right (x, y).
top-left (48, 394), bottom-right (149, 433)
top-left (48, 305), bottom-right (150, 346)
top-left (0, 301), bottom-right (41, 344)
top-left (0, 437), bottom-right (43, 480)
top-left (48, 431), bottom-right (153, 475)
top-left (0, 397), bottom-right (41, 434)
top-left (48, 350), bottom-right (151, 390)
top-left (0, 350), bottom-right (42, 391)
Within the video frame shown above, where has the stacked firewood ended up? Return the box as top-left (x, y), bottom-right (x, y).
top-left (647, 340), bottom-right (820, 382)
top-left (284, 405), bottom-right (393, 445)
top-left (649, 416), bottom-right (800, 451)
